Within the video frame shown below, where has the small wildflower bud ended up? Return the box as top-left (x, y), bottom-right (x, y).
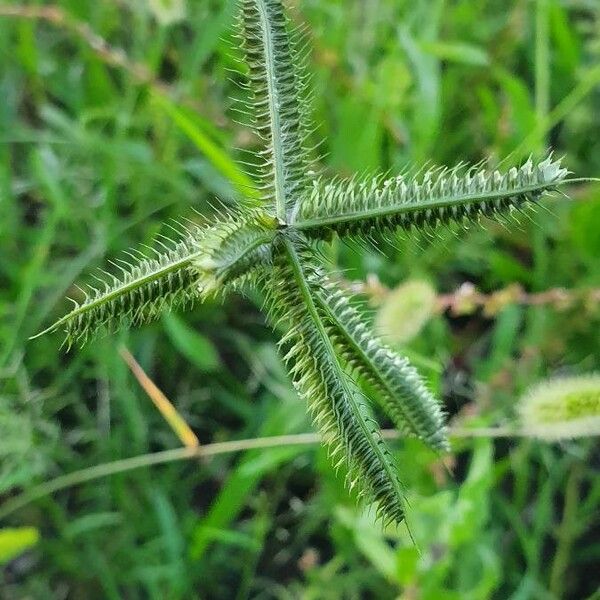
top-left (451, 282), bottom-right (479, 316)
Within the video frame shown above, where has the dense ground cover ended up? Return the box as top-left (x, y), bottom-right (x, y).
top-left (0, 0), bottom-right (599, 598)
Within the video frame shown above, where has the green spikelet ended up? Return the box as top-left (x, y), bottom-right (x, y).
top-left (313, 273), bottom-right (448, 452)
top-left (194, 209), bottom-right (277, 294)
top-left (33, 230), bottom-right (204, 348)
top-left (294, 156), bottom-right (568, 240)
top-left (237, 0), bottom-right (315, 217)
top-left (35, 211), bottom-right (276, 347)
top-left (263, 240), bottom-right (408, 525)
top-left (519, 374), bottom-right (600, 439)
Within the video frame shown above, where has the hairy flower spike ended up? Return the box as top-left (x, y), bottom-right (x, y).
top-left (519, 375), bottom-right (600, 439)
top-left (237, 0), bottom-right (315, 218)
top-left (313, 273), bottom-right (448, 452)
top-left (36, 0), bottom-right (581, 526)
top-left (33, 228), bottom-right (204, 348)
top-left (294, 156), bottom-right (568, 240)
top-left (263, 243), bottom-right (408, 525)
top-left (194, 209), bottom-right (277, 295)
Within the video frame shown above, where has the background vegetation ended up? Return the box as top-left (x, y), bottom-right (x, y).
top-left (1, 0), bottom-right (599, 598)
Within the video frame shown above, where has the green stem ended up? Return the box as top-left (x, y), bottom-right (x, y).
top-left (535, 0), bottom-right (550, 143)
top-left (0, 425), bottom-right (526, 521)
top-left (549, 463), bottom-right (583, 598)
top-left (515, 66), bottom-right (600, 156)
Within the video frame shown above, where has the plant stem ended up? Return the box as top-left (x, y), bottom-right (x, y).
top-left (119, 347), bottom-right (199, 448)
top-left (0, 425), bottom-right (522, 521)
top-left (535, 0), bottom-right (550, 147)
top-left (549, 462), bottom-right (583, 598)
top-left (342, 278), bottom-right (600, 315)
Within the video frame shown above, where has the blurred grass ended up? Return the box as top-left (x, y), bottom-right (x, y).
top-left (0, 0), bottom-right (599, 598)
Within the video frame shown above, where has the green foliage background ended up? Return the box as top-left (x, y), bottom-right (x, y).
top-left (0, 0), bottom-right (599, 597)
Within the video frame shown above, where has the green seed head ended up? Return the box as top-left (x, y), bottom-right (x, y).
top-left (375, 279), bottom-right (437, 344)
top-left (519, 374), bottom-right (600, 440)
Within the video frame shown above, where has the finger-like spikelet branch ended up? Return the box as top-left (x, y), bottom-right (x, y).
top-left (35, 211), bottom-right (277, 347)
top-left (261, 238), bottom-right (408, 525)
top-left (237, 0), bottom-right (315, 218)
top-left (294, 155), bottom-right (568, 240)
top-left (33, 232), bottom-right (204, 348)
top-left (313, 274), bottom-right (448, 452)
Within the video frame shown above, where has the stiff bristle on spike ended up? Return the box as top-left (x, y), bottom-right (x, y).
top-left (294, 155), bottom-right (568, 240)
